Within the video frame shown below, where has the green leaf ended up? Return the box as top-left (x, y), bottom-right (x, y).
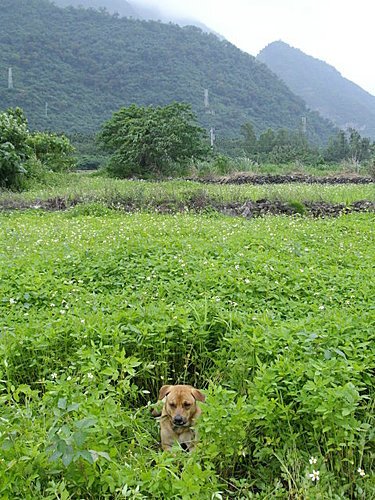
top-left (78, 450), bottom-right (95, 464)
top-left (61, 446), bottom-right (74, 467)
top-left (58, 398), bottom-right (67, 410)
top-left (75, 417), bottom-right (97, 430)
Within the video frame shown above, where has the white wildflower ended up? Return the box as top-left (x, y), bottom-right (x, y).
top-left (309, 470), bottom-right (320, 482)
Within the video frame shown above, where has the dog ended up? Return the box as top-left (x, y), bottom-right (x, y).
top-left (154, 384), bottom-right (205, 451)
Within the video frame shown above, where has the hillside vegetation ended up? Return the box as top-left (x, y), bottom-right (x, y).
top-left (258, 41), bottom-right (375, 139)
top-left (0, 0), bottom-right (335, 143)
top-left (53, 0), bottom-right (216, 33)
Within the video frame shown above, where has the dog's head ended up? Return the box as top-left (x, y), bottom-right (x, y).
top-left (158, 384), bottom-right (205, 428)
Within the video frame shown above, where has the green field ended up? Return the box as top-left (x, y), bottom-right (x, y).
top-left (1, 202), bottom-right (374, 497)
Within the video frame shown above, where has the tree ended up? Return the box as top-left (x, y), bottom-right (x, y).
top-left (99, 102), bottom-right (209, 178)
top-left (240, 122), bottom-right (257, 156)
top-left (0, 108), bottom-right (31, 189)
top-left (348, 128), bottom-right (372, 163)
top-left (27, 132), bottom-right (75, 172)
top-left (324, 129), bottom-right (373, 166)
top-left (257, 128), bottom-right (276, 154)
top-left (324, 130), bottom-right (349, 162)
top-left (0, 107), bottom-right (75, 189)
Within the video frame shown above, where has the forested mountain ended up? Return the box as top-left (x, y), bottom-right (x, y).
top-left (258, 41), bottom-right (375, 139)
top-left (54, 0), bottom-right (136, 17)
top-left (53, 0), bottom-right (215, 33)
top-left (0, 0), bottom-right (335, 142)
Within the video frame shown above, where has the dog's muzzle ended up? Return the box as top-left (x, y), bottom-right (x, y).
top-left (172, 415), bottom-right (186, 427)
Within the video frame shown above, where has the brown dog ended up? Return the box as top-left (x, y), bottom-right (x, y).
top-left (155, 384), bottom-right (205, 451)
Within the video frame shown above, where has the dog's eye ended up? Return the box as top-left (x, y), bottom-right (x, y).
top-left (169, 402), bottom-right (176, 408)
top-left (183, 402), bottom-right (192, 408)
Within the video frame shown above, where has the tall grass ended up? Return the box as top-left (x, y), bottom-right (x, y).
top-left (0, 172), bottom-right (374, 208)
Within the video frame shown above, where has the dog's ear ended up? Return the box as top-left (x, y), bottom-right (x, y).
top-left (158, 385), bottom-right (172, 400)
top-left (191, 388), bottom-right (206, 402)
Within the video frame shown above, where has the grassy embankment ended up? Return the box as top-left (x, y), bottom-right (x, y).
top-left (0, 172), bottom-right (374, 211)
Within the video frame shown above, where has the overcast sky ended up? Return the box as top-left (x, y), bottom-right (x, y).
top-left (134, 0), bottom-right (375, 96)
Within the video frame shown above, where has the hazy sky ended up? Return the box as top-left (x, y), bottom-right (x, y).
top-left (134, 0), bottom-right (375, 96)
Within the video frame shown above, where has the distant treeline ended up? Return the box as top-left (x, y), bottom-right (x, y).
top-left (217, 122), bottom-right (375, 167)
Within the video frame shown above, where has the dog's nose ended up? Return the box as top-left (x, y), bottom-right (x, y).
top-left (173, 415), bottom-right (185, 426)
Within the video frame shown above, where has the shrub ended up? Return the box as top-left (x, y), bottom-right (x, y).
top-left (27, 132), bottom-right (75, 172)
top-left (0, 108), bottom-right (76, 190)
top-left (0, 108), bottom-right (31, 189)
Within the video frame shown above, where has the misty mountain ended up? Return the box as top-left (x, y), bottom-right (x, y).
top-left (258, 41), bottom-right (375, 139)
top-left (0, 0), bottom-right (335, 142)
top-left (53, 0), bottom-right (216, 34)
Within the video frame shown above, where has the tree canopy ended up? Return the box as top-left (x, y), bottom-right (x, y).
top-left (99, 102), bottom-right (209, 177)
top-left (0, 107), bottom-right (75, 189)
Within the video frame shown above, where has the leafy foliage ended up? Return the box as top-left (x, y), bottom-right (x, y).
top-left (0, 108), bottom-right (30, 188)
top-left (237, 121), bottom-right (374, 167)
top-left (99, 102), bottom-right (209, 177)
top-left (27, 131), bottom-right (75, 172)
top-left (239, 122), bottom-right (323, 164)
top-left (0, 0), bottom-right (336, 144)
top-left (0, 107), bottom-right (75, 189)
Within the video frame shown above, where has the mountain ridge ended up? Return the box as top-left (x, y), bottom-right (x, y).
top-left (257, 41), bottom-right (375, 139)
top-left (53, 0), bottom-right (218, 36)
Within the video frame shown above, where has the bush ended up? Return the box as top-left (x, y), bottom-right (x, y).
top-left (0, 108), bottom-right (76, 190)
top-left (27, 132), bottom-right (75, 172)
top-left (0, 108), bottom-right (31, 189)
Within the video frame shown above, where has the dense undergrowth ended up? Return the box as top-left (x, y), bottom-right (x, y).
top-left (1, 209), bottom-right (374, 498)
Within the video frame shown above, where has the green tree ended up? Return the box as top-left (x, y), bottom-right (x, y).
top-left (99, 102), bottom-right (209, 178)
top-left (240, 122), bottom-right (258, 156)
top-left (0, 107), bottom-right (76, 189)
top-left (27, 132), bottom-right (75, 172)
top-left (257, 128), bottom-right (276, 154)
top-left (324, 130), bottom-right (349, 162)
top-left (0, 108), bottom-right (31, 189)
top-left (347, 128), bottom-right (372, 163)
top-left (324, 129), bottom-right (373, 165)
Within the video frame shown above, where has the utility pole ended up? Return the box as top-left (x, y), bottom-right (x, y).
top-left (301, 116), bottom-right (307, 135)
top-left (204, 88), bottom-right (209, 109)
top-left (210, 127), bottom-right (215, 148)
top-left (45, 102), bottom-right (48, 118)
top-left (8, 67), bottom-right (13, 89)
